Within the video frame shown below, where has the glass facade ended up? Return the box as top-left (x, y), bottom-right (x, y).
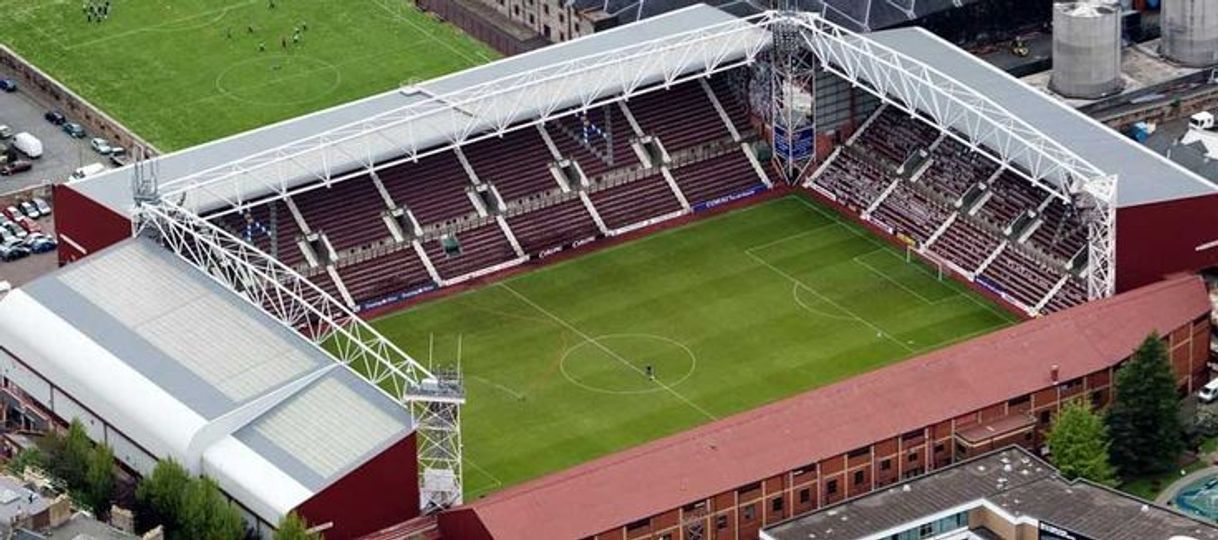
top-left (887, 511), bottom-right (969, 540)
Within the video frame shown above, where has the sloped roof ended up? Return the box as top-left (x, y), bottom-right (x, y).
top-left (0, 238), bottom-right (412, 524)
top-left (866, 27), bottom-right (1218, 208)
top-left (71, 4), bottom-right (763, 218)
top-left (451, 274), bottom-right (1209, 540)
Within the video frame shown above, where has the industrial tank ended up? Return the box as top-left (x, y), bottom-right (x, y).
top-left (1162, 0), bottom-right (1218, 67)
top-left (1050, 1), bottom-right (1124, 99)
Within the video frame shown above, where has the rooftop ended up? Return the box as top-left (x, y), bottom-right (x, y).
top-left (446, 275), bottom-right (1210, 540)
top-left (0, 238), bottom-right (412, 523)
top-left (762, 447), bottom-right (1218, 540)
top-left (868, 26), bottom-right (1218, 208)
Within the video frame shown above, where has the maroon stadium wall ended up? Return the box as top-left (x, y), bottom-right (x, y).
top-left (52, 184), bottom-right (131, 266)
top-left (1116, 193), bottom-right (1218, 292)
top-left (295, 433), bottom-right (420, 539)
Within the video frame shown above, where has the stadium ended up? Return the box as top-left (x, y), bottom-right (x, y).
top-left (2, 3), bottom-right (1218, 539)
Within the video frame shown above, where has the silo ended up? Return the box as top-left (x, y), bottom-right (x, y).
top-left (1162, 0), bottom-right (1218, 67)
top-left (1050, 1), bottom-right (1124, 100)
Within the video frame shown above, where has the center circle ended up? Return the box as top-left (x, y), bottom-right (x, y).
top-left (560, 334), bottom-right (696, 395)
top-left (215, 55), bottom-right (341, 106)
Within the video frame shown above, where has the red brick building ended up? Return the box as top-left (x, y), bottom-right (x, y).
top-left (433, 274), bottom-right (1212, 540)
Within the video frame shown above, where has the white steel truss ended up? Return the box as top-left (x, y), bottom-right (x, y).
top-left (158, 13), bottom-right (775, 218)
top-left (788, 11), bottom-right (1116, 299)
top-left (134, 200), bottom-right (465, 511)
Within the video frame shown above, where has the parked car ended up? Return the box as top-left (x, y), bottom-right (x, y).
top-left (0, 80), bottom-right (16, 93)
top-left (0, 160), bottom-right (31, 176)
top-left (16, 217), bottom-right (41, 234)
top-left (3, 222), bottom-right (26, 240)
top-left (3, 206), bottom-right (21, 221)
top-left (71, 162), bottom-right (106, 180)
top-left (0, 227), bottom-right (13, 245)
top-left (62, 122), bottom-right (86, 138)
top-left (0, 125), bottom-right (11, 140)
top-left (11, 133), bottom-right (42, 159)
top-left (24, 233), bottom-right (55, 253)
top-left (1201, 379), bottom-right (1218, 403)
top-left (44, 111), bottom-right (65, 125)
top-left (32, 198), bottom-right (51, 216)
top-left (19, 201), bottom-right (39, 219)
top-left (89, 137), bottom-right (112, 155)
top-left (109, 147), bottom-right (127, 166)
top-left (0, 242), bottom-right (30, 261)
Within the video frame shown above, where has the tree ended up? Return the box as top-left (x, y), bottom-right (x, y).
top-left (46, 419), bottom-right (92, 489)
top-left (180, 475), bottom-right (243, 540)
top-left (1107, 333), bottom-right (1186, 475)
top-left (85, 443), bottom-right (115, 515)
top-left (274, 512), bottom-right (319, 540)
top-left (6, 447), bottom-right (43, 476)
top-left (1047, 400), bottom-right (1117, 485)
top-left (136, 459), bottom-right (190, 533)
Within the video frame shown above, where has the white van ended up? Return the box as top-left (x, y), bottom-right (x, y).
top-left (70, 162), bottom-right (106, 180)
top-left (1199, 379), bottom-right (1218, 403)
top-left (12, 132), bottom-right (42, 159)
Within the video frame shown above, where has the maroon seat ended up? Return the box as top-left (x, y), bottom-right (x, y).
top-left (506, 198), bottom-right (600, 255)
top-left (588, 176), bottom-right (683, 230)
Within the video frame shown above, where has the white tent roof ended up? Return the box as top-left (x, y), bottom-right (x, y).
top-left (0, 238), bottom-right (412, 524)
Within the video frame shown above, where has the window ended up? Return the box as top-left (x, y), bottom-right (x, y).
top-left (772, 497), bottom-right (784, 513)
top-left (743, 504), bottom-right (756, 521)
top-left (799, 488), bottom-right (810, 504)
top-left (847, 447), bottom-right (869, 459)
top-left (826, 479), bottom-right (838, 494)
top-left (901, 429), bottom-right (923, 441)
top-left (543, 4), bottom-right (549, 14)
top-left (528, 13), bottom-right (535, 24)
top-left (881, 459), bottom-right (892, 471)
top-left (908, 452), bottom-right (918, 463)
top-left (934, 443), bottom-right (945, 454)
top-left (853, 470), bottom-right (865, 485)
top-left (625, 518), bottom-right (650, 532)
top-left (1007, 395), bottom-right (1031, 408)
top-left (1039, 410), bottom-right (1051, 425)
top-left (716, 515), bottom-right (727, 529)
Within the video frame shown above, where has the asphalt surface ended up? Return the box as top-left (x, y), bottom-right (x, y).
top-left (0, 85), bottom-right (114, 194)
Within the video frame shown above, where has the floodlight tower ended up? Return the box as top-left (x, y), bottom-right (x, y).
top-left (769, 4), bottom-right (819, 183)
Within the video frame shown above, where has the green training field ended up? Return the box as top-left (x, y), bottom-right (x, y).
top-left (371, 196), bottom-right (1021, 498)
top-left (1, 0), bottom-right (496, 150)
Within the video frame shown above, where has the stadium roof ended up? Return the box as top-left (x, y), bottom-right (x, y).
top-left (72, 4), bottom-right (765, 218)
top-left (762, 446), bottom-right (1218, 540)
top-left (866, 27), bottom-right (1218, 208)
top-left (568, 0), bottom-right (983, 31)
top-left (445, 274), bottom-right (1209, 540)
top-left (0, 238), bottom-right (412, 524)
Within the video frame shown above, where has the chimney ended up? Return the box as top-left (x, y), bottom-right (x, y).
top-left (1050, 364), bottom-right (1060, 384)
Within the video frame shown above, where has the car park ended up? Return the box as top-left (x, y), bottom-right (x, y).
top-left (0, 80), bottom-right (15, 93)
top-left (90, 137), bottom-right (112, 155)
top-left (19, 201), bottom-right (39, 219)
top-left (0, 161), bottom-right (32, 176)
top-left (44, 111), bottom-right (65, 125)
top-left (32, 198), bottom-right (51, 215)
top-left (62, 122), bottom-right (86, 138)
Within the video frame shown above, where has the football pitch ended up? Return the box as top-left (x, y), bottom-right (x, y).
top-left (0, 0), bottom-right (496, 150)
top-left (370, 195), bottom-right (1021, 498)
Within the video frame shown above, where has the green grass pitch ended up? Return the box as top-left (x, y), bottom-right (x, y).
top-left (1, 0), bottom-right (497, 150)
top-left (370, 196), bottom-right (1021, 498)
